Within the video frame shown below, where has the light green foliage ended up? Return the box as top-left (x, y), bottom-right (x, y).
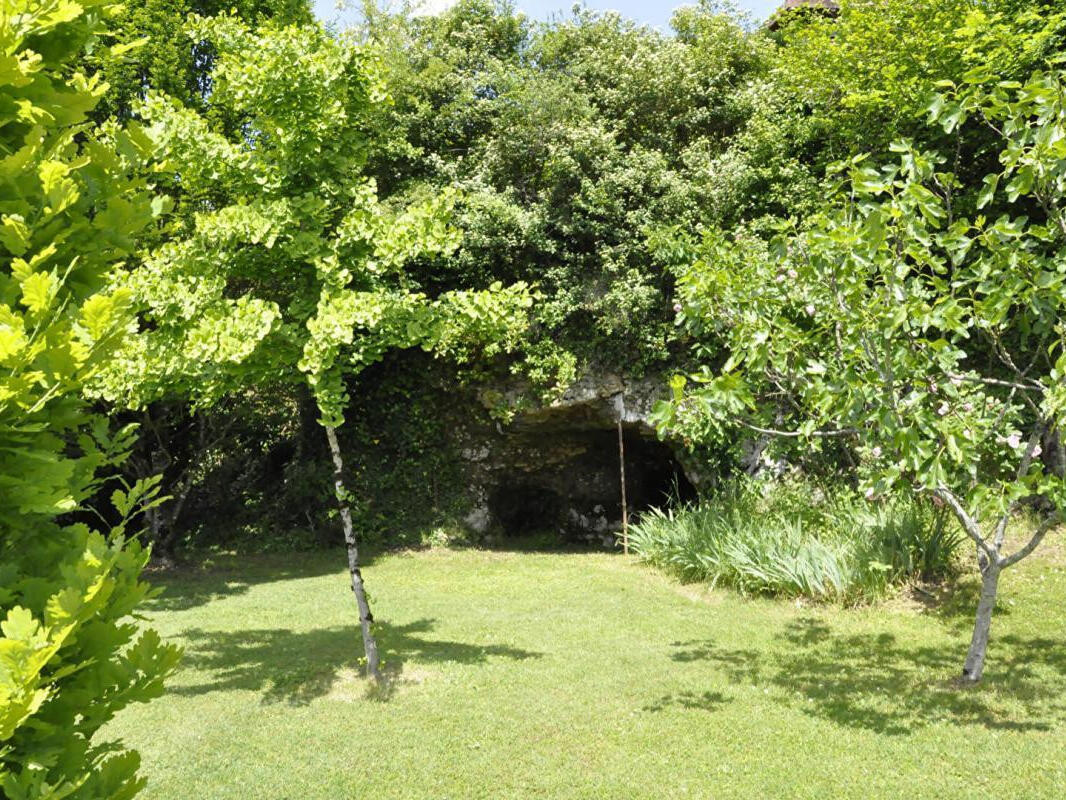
top-left (629, 477), bottom-right (960, 602)
top-left (300, 280), bottom-right (532, 425)
top-left (96, 16), bottom-right (530, 424)
top-left (772, 0), bottom-right (1066, 164)
top-left (664, 72), bottom-right (1066, 516)
top-left (108, 546), bottom-right (1066, 798)
top-left (1, 0), bottom-right (180, 794)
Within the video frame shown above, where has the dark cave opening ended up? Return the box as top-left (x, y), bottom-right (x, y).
top-left (486, 427), bottom-right (697, 541)
top-left (491, 484), bottom-right (564, 534)
top-left (622, 432), bottom-right (699, 513)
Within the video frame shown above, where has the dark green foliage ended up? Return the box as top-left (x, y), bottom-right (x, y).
top-left (164, 357), bottom-right (471, 553)
top-left (361, 0), bottom-right (1066, 382)
top-left (124, 387), bottom-right (329, 554)
top-left (94, 0), bottom-right (313, 121)
top-left (363, 0), bottom-right (777, 373)
top-left (341, 356), bottom-right (471, 544)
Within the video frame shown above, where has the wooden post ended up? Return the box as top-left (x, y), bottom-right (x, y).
top-left (618, 414), bottom-right (628, 555)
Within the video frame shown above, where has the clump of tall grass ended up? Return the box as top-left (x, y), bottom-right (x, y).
top-left (629, 477), bottom-right (961, 603)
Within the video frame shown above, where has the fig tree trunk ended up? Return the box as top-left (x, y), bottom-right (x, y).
top-left (961, 562), bottom-right (1000, 683)
top-left (936, 486), bottom-right (1062, 684)
top-left (325, 425), bottom-right (381, 680)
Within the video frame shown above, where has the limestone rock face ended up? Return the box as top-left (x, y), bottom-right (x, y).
top-left (456, 373), bottom-right (697, 544)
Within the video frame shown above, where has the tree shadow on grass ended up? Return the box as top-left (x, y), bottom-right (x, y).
top-left (661, 617), bottom-right (1066, 735)
top-left (909, 577), bottom-right (1012, 634)
top-left (643, 690), bottom-right (731, 713)
top-left (143, 548), bottom-right (365, 613)
top-left (172, 618), bottom-right (541, 705)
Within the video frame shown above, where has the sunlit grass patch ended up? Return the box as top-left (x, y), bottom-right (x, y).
top-left (110, 545), bottom-right (1066, 799)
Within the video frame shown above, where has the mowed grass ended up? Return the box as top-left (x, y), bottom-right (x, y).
top-left (110, 539), bottom-right (1066, 799)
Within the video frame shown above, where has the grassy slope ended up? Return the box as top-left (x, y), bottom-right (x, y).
top-left (110, 541), bottom-right (1066, 799)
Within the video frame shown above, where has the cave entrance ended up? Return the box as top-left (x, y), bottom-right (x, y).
top-left (490, 484), bottom-right (563, 535)
top-left (622, 432), bottom-right (699, 514)
top-left (486, 427), bottom-right (697, 544)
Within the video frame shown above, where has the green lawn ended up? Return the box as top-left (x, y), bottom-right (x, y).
top-left (110, 541), bottom-right (1066, 799)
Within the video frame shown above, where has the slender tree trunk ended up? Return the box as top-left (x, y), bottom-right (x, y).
top-left (934, 486), bottom-right (1059, 683)
top-left (148, 506), bottom-right (179, 569)
top-left (1047, 429), bottom-right (1065, 480)
top-left (325, 425), bottom-right (381, 680)
top-left (962, 563), bottom-right (1000, 683)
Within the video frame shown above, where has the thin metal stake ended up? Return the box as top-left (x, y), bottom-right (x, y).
top-left (618, 415), bottom-right (628, 555)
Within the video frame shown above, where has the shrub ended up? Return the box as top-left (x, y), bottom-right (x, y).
top-left (629, 477), bottom-right (960, 603)
top-left (1, 0), bottom-right (180, 794)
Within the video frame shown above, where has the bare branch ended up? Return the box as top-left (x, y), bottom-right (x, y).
top-left (988, 331), bottom-right (1043, 388)
top-left (946, 373), bottom-right (1044, 393)
top-left (1000, 512), bottom-right (1062, 569)
top-left (734, 419), bottom-right (858, 439)
top-left (1016, 425), bottom-right (1046, 481)
top-left (992, 424), bottom-right (1050, 552)
top-left (993, 505), bottom-right (1015, 551)
top-left (993, 387), bottom-right (1017, 429)
top-left (933, 486), bottom-right (996, 560)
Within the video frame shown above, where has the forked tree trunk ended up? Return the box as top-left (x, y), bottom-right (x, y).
top-left (936, 482), bottom-right (1061, 684)
top-left (325, 425), bottom-right (381, 680)
top-left (961, 563), bottom-right (1000, 683)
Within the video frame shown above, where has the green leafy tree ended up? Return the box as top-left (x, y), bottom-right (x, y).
top-left (94, 16), bottom-right (531, 679)
top-left (1, 0), bottom-right (180, 794)
top-left (362, 0), bottom-right (775, 373)
top-left (89, 0), bottom-right (317, 561)
top-left (661, 72), bottom-right (1066, 682)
